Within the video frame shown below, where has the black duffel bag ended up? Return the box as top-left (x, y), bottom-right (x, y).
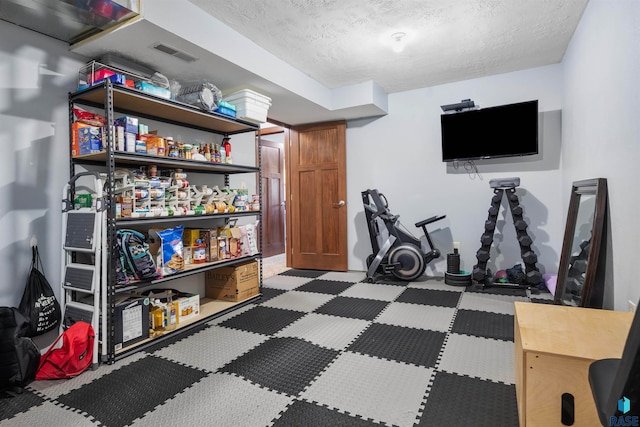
top-left (0, 307), bottom-right (40, 396)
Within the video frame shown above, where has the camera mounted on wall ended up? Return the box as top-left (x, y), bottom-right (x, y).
top-left (440, 99), bottom-right (477, 114)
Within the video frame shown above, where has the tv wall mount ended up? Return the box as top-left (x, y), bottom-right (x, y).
top-left (472, 177), bottom-right (543, 290)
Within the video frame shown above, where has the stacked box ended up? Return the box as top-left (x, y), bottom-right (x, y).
top-left (205, 260), bottom-right (259, 302)
top-left (72, 122), bottom-right (103, 156)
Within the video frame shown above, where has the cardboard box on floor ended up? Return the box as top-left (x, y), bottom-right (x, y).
top-left (205, 260), bottom-right (259, 302)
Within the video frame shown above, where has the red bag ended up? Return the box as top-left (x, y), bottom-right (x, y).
top-left (35, 322), bottom-right (94, 380)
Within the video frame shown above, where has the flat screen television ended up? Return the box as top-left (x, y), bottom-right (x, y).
top-left (440, 100), bottom-right (538, 162)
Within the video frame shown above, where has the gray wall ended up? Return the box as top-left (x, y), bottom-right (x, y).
top-left (0, 21), bottom-right (85, 310)
top-left (561, 0), bottom-right (640, 311)
top-left (347, 65), bottom-right (564, 279)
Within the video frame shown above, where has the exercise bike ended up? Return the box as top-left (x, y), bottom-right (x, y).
top-left (362, 189), bottom-right (445, 282)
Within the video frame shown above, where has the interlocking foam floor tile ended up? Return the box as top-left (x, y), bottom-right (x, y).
top-left (301, 351), bottom-right (434, 427)
top-left (375, 302), bottom-right (456, 332)
top-left (458, 291), bottom-right (528, 315)
top-left (275, 312), bottom-right (371, 350)
top-left (219, 305), bottom-right (307, 335)
top-left (260, 290), bottom-right (336, 313)
top-left (295, 279), bottom-right (356, 295)
top-left (408, 279), bottom-right (465, 292)
top-left (273, 399), bottom-right (382, 426)
top-left (220, 337), bottom-right (338, 396)
top-left (56, 355), bottom-right (208, 427)
top-left (419, 371), bottom-right (519, 426)
top-left (133, 373), bottom-right (294, 427)
top-left (143, 322), bottom-right (210, 353)
top-left (339, 282), bottom-right (406, 301)
top-left (259, 287), bottom-right (288, 303)
top-left (396, 288), bottom-right (461, 307)
top-left (0, 389), bottom-right (45, 422)
top-left (1, 400), bottom-right (99, 427)
top-left (27, 351), bottom-right (149, 400)
top-left (279, 269), bottom-right (329, 278)
top-left (348, 323), bottom-right (445, 367)
top-left (154, 325), bottom-right (268, 372)
top-left (318, 271), bottom-right (368, 283)
top-left (451, 309), bottom-right (514, 341)
top-left (438, 333), bottom-right (514, 384)
top-left (314, 296), bottom-right (389, 321)
top-left (263, 274), bottom-right (315, 291)
top-left (465, 284), bottom-right (528, 297)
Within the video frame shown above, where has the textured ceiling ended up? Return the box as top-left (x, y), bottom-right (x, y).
top-left (189, 0), bottom-right (589, 93)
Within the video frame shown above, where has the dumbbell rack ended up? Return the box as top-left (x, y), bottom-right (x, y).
top-left (472, 178), bottom-right (542, 289)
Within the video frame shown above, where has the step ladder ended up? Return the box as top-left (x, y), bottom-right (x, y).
top-left (60, 172), bottom-right (107, 369)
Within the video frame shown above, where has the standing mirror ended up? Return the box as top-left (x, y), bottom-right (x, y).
top-left (554, 178), bottom-right (608, 307)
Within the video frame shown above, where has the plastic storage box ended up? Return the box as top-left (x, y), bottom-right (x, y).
top-left (224, 89), bottom-right (271, 124)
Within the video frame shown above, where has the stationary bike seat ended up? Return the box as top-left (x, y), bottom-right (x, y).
top-left (415, 215), bottom-right (446, 228)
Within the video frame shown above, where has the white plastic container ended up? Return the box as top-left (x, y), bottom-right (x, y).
top-left (224, 89), bottom-right (271, 123)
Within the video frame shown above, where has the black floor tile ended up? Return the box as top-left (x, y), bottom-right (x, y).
top-left (144, 322), bottom-right (210, 353)
top-left (465, 284), bottom-right (528, 297)
top-left (56, 355), bottom-right (207, 427)
top-left (451, 310), bottom-right (514, 341)
top-left (314, 296), bottom-right (388, 321)
top-left (273, 399), bottom-right (383, 426)
top-left (396, 288), bottom-right (461, 307)
top-left (296, 279), bottom-right (355, 295)
top-left (220, 306), bottom-right (306, 335)
top-left (221, 337), bottom-right (338, 396)
top-left (0, 389), bottom-right (45, 422)
top-left (348, 323), bottom-right (445, 367)
top-left (259, 287), bottom-right (288, 303)
top-left (419, 371), bottom-right (519, 426)
top-left (279, 269), bottom-right (329, 278)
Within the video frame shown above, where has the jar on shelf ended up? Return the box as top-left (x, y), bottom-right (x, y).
top-left (251, 194), bottom-right (260, 211)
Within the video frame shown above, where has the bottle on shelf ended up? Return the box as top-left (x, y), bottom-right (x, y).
top-left (222, 136), bottom-right (232, 164)
top-left (193, 239), bottom-right (207, 264)
top-left (204, 143), bottom-right (211, 161)
top-left (165, 290), bottom-right (177, 331)
top-left (151, 299), bottom-right (166, 333)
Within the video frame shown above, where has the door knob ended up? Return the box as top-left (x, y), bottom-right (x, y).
top-left (333, 200), bottom-right (345, 207)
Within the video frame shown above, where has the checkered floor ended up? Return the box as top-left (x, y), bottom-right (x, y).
top-left (1, 270), bottom-right (553, 426)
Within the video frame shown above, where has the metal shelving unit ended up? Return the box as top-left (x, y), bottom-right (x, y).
top-left (69, 80), bottom-right (263, 363)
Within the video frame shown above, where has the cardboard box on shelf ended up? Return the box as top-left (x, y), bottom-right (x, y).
top-left (176, 293), bottom-right (200, 323)
top-left (72, 122), bottom-right (103, 157)
top-left (205, 260), bottom-right (259, 302)
top-left (199, 228), bottom-right (218, 262)
top-left (114, 295), bottom-right (150, 351)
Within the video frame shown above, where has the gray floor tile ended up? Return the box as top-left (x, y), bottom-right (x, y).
top-left (375, 302), bottom-right (456, 332)
top-left (301, 351), bottom-right (434, 427)
top-left (275, 312), bottom-right (371, 350)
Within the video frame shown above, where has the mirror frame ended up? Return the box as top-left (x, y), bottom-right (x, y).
top-left (554, 178), bottom-right (608, 308)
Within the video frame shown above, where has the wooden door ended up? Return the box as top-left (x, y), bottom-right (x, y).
top-left (260, 137), bottom-right (285, 258)
top-left (288, 121), bottom-right (347, 271)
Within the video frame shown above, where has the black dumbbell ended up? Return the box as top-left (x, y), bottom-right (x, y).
top-left (526, 270), bottom-right (542, 285)
top-left (481, 233), bottom-right (493, 246)
top-left (485, 220), bottom-right (496, 231)
top-left (488, 206), bottom-right (499, 216)
top-left (511, 206), bottom-right (523, 216)
top-left (572, 259), bottom-right (588, 273)
top-left (472, 267), bottom-right (486, 281)
top-left (514, 220), bottom-right (528, 231)
top-left (492, 194), bottom-right (502, 204)
top-left (518, 235), bottom-right (532, 247)
top-left (476, 249), bottom-right (490, 262)
top-left (522, 251), bottom-right (538, 264)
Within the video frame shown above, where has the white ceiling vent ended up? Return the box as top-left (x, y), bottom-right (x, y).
top-left (152, 43), bottom-right (199, 63)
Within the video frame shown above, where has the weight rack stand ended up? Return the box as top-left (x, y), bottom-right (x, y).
top-left (472, 178), bottom-right (542, 290)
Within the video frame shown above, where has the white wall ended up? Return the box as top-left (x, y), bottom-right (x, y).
top-left (0, 21), bottom-right (86, 345)
top-left (347, 65), bottom-right (564, 278)
top-left (561, 0), bottom-right (640, 310)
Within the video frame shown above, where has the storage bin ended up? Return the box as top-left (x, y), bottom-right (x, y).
top-left (224, 89), bottom-right (271, 124)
